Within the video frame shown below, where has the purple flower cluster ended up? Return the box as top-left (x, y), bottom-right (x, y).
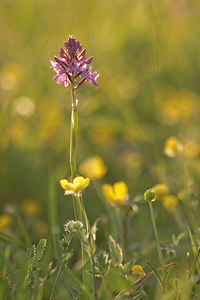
top-left (50, 35), bottom-right (99, 90)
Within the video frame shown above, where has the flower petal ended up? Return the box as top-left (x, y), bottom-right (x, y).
top-left (85, 57), bottom-right (93, 64)
top-left (113, 182), bottom-right (128, 203)
top-left (60, 179), bottom-right (73, 190)
top-left (73, 176), bottom-right (90, 192)
top-left (102, 184), bottom-right (115, 203)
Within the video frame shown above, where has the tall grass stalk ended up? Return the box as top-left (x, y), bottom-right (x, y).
top-left (187, 247), bottom-right (200, 280)
top-left (148, 201), bottom-right (165, 288)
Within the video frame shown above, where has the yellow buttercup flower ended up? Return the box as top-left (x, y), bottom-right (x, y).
top-left (102, 182), bottom-right (128, 206)
top-left (60, 176), bottom-right (90, 196)
top-left (164, 136), bottom-right (183, 157)
top-left (152, 183), bottom-right (169, 200)
top-left (0, 215), bottom-right (12, 230)
top-left (22, 200), bottom-right (41, 216)
top-left (131, 265), bottom-right (145, 277)
top-left (163, 195), bottom-right (178, 211)
top-left (79, 156), bottom-right (107, 179)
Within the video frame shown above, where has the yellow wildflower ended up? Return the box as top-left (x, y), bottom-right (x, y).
top-left (79, 156), bottom-right (107, 179)
top-left (131, 265), bottom-right (145, 277)
top-left (22, 200), bottom-right (41, 216)
top-left (152, 183), bottom-right (169, 200)
top-left (164, 136), bottom-right (183, 157)
top-left (163, 195), bottom-right (178, 211)
top-left (102, 182), bottom-right (128, 206)
top-left (183, 141), bottom-right (199, 158)
top-left (0, 215), bottom-right (12, 230)
top-left (60, 176), bottom-right (90, 196)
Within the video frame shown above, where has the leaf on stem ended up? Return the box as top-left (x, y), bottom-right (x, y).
top-left (108, 235), bottom-right (123, 267)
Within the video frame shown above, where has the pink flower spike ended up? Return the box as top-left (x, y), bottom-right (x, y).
top-left (50, 35), bottom-right (99, 90)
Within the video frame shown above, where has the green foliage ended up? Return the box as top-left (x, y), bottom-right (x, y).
top-left (105, 267), bottom-right (130, 293)
top-left (108, 235), bottom-right (123, 267)
top-left (24, 239), bottom-right (47, 286)
top-left (123, 259), bottom-right (136, 273)
top-left (188, 226), bottom-right (200, 274)
top-left (171, 233), bottom-right (185, 247)
top-left (95, 251), bottom-right (110, 276)
top-left (35, 239), bottom-right (47, 262)
top-left (147, 261), bottom-right (164, 290)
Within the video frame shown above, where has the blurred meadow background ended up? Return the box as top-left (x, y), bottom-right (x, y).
top-left (1, 0), bottom-right (200, 298)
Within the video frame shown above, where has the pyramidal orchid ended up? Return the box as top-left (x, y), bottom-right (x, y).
top-left (50, 35), bottom-right (99, 90)
top-left (50, 35), bottom-right (100, 288)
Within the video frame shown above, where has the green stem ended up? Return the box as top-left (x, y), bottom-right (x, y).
top-left (69, 89), bottom-right (82, 221)
top-left (148, 202), bottom-right (164, 279)
top-left (91, 253), bottom-right (98, 299)
top-left (50, 264), bottom-right (62, 300)
top-left (80, 196), bottom-right (90, 233)
top-left (70, 89), bottom-right (78, 180)
top-left (73, 195), bottom-right (82, 222)
top-left (115, 207), bottom-right (126, 260)
top-left (122, 211), bottom-right (129, 261)
top-left (187, 247), bottom-right (200, 280)
top-left (80, 196), bottom-right (93, 291)
top-left (69, 88), bottom-right (91, 290)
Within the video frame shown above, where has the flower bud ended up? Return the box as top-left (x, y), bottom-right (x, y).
top-left (144, 188), bottom-right (156, 202)
top-left (64, 220), bottom-right (83, 232)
